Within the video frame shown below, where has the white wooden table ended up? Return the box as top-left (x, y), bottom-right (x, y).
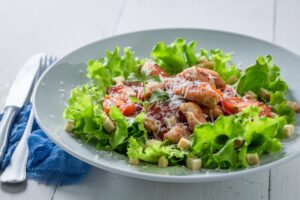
top-left (0, 0), bottom-right (299, 199)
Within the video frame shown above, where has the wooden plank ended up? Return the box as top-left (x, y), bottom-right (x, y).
top-left (270, 0), bottom-right (300, 199)
top-left (0, 0), bottom-right (126, 111)
top-left (0, 0), bottom-right (125, 199)
top-left (53, 168), bottom-right (269, 200)
top-left (115, 0), bottom-right (274, 42)
top-left (273, 0), bottom-right (300, 53)
top-left (0, 180), bottom-right (56, 200)
top-left (54, 1), bottom-right (274, 200)
top-left (271, 158), bottom-right (300, 200)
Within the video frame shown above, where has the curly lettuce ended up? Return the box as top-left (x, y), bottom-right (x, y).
top-left (151, 38), bottom-right (192, 74)
top-left (237, 55), bottom-right (288, 96)
top-left (192, 106), bottom-right (285, 169)
top-left (200, 49), bottom-right (241, 84)
top-left (64, 86), bottom-right (147, 151)
top-left (236, 55), bottom-right (294, 123)
top-left (151, 39), bottom-right (240, 84)
top-left (87, 47), bottom-right (142, 93)
top-left (127, 137), bottom-right (187, 165)
top-left (63, 85), bottom-right (109, 148)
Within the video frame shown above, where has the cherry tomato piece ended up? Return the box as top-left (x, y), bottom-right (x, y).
top-left (222, 97), bottom-right (271, 117)
top-left (119, 103), bottom-right (136, 116)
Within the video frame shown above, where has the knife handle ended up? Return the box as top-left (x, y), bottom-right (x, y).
top-left (0, 106), bottom-right (20, 161)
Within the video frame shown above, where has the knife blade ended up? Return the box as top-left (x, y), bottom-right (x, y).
top-left (0, 54), bottom-right (45, 161)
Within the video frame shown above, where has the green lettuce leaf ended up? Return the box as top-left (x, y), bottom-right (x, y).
top-left (270, 91), bottom-right (286, 106)
top-left (184, 41), bottom-right (199, 66)
top-left (127, 112), bottom-right (148, 141)
top-left (151, 39), bottom-right (240, 84)
top-left (273, 103), bottom-right (295, 124)
top-left (63, 85), bottom-right (101, 120)
top-left (63, 86), bottom-right (148, 151)
top-left (108, 106), bottom-right (129, 150)
top-left (214, 139), bottom-right (248, 169)
top-left (200, 49), bottom-right (241, 84)
top-left (109, 110), bottom-right (148, 153)
top-left (242, 107), bottom-right (282, 154)
top-left (151, 38), bottom-right (188, 74)
top-left (237, 55), bottom-right (288, 96)
top-left (63, 85), bottom-right (109, 148)
top-left (127, 137), bottom-right (187, 164)
top-left (236, 55), bottom-right (294, 122)
top-left (87, 47), bottom-right (141, 93)
top-left (192, 106), bottom-right (286, 169)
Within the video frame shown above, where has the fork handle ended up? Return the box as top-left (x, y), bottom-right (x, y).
top-left (0, 106), bottom-right (19, 161)
top-left (0, 108), bottom-right (34, 183)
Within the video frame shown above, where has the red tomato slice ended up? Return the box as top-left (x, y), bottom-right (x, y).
top-left (222, 97), bottom-right (271, 117)
top-left (119, 103), bottom-right (135, 116)
top-left (103, 99), bottom-right (112, 114)
top-left (103, 85), bottom-right (135, 116)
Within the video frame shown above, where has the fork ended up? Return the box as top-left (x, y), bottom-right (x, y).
top-left (0, 55), bottom-right (57, 183)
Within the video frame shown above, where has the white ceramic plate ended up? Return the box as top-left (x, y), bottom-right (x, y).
top-left (33, 29), bottom-right (300, 182)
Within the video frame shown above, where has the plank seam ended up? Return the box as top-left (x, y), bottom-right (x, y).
top-left (269, 0), bottom-right (278, 199)
top-left (112, 0), bottom-right (127, 35)
top-left (50, 185), bottom-right (58, 200)
top-left (268, 171), bottom-right (272, 200)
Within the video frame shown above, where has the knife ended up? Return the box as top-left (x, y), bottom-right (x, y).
top-left (0, 54), bottom-right (44, 161)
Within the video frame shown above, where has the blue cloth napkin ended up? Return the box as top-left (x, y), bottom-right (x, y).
top-left (0, 104), bottom-right (91, 185)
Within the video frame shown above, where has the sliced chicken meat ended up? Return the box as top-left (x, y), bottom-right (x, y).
top-left (179, 102), bottom-right (207, 131)
top-left (137, 81), bottom-right (165, 99)
top-left (163, 124), bottom-right (189, 143)
top-left (201, 106), bottom-right (224, 119)
top-left (141, 62), bottom-right (169, 77)
top-left (168, 80), bottom-right (220, 108)
top-left (177, 66), bottom-right (226, 90)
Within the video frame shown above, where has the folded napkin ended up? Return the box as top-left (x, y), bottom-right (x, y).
top-left (0, 104), bottom-right (91, 185)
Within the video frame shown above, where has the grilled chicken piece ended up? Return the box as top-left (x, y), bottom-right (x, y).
top-left (179, 102), bottom-right (206, 131)
top-left (177, 66), bottom-right (226, 90)
top-left (144, 117), bottom-right (161, 134)
top-left (171, 81), bottom-right (220, 108)
top-left (109, 85), bottom-right (137, 98)
top-left (195, 57), bottom-right (215, 70)
top-left (201, 106), bottom-right (223, 119)
top-left (163, 124), bottom-right (189, 143)
top-left (141, 62), bottom-right (169, 77)
top-left (138, 81), bottom-right (165, 99)
top-left (112, 76), bottom-right (125, 85)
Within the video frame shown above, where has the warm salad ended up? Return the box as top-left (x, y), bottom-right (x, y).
top-left (64, 38), bottom-right (299, 170)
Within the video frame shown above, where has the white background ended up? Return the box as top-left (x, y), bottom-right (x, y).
top-left (0, 0), bottom-right (300, 199)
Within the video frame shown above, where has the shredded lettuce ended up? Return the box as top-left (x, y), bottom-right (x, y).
top-left (192, 106), bottom-right (285, 169)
